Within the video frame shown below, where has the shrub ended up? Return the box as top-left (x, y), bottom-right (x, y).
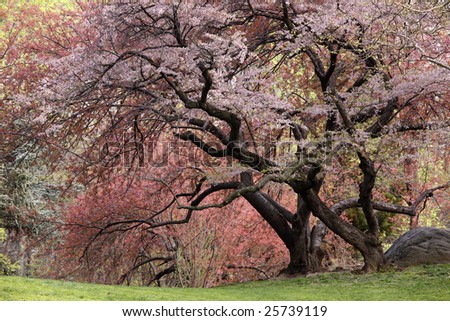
top-left (0, 253), bottom-right (19, 276)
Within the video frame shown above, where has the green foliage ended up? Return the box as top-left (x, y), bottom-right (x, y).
top-left (3, 0), bottom-right (73, 9)
top-left (0, 150), bottom-right (62, 235)
top-left (0, 228), bottom-right (5, 241)
top-left (0, 254), bottom-right (19, 276)
top-left (419, 207), bottom-right (447, 228)
top-left (345, 208), bottom-right (395, 240)
top-left (0, 264), bottom-right (449, 300)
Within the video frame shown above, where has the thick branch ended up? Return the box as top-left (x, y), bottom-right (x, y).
top-left (358, 154), bottom-right (379, 236)
top-left (326, 62), bottom-right (354, 132)
top-left (187, 119), bottom-right (229, 145)
top-left (281, 0), bottom-right (294, 30)
top-left (179, 171), bottom-right (290, 212)
top-left (366, 97), bottom-right (399, 136)
top-left (160, 72), bottom-right (198, 109)
top-left (323, 44), bottom-right (339, 83)
top-left (305, 47), bottom-right (326, 83)
top-left (199, 63), bottom-right (213, 106)
top-left (260, 192), bottom-right (295, 223)
top-left (183, 99), bottom-right (242, 142)
top-left (351, 103), bottom-right (382, 123)
top-left (228, 142), bottom-right (277, 171)
top-left (240, 172), bottom-right (295, 248)
top-left (299, 188), bottom-right (369, 250)
top-left (331, 182), bottom-right (450, 217)
top-left (175, 131), bottom-right (228, 157)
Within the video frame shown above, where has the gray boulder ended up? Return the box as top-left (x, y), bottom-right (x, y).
top-left (385, 227), bottom-right (450, 267)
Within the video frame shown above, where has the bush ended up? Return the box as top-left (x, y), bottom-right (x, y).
top-left (0, 253), bottom-right (19, 276)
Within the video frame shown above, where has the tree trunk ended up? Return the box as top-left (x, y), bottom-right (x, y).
top-left (240, 172), bottom-right (325, 275)
top-left (286, 240), bottom-right (308, 274)
top-left (360, 239), bottom-right (386, 272)
top-left (285, 233), bottom-right (324, 274)
top-left (241, 191), bottom-right (326, 275)
top-left (309, 222), bottom-right (327, 271)
top-left (283, 187), bottom-right (325, 274)
top-left (284, 217), bottom-right (325, 275)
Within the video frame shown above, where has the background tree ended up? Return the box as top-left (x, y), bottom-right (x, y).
top-left (0, 0), bottom-right (71, 276)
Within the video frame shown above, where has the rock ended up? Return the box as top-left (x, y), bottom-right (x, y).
top-left (385, 227), bottom-right (450, 267)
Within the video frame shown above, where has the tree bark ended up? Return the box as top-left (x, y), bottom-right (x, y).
top-left (360, 239), bottom-right (386, 272)
top-left (285, 218), bottom-right (324, 274)
top-left (284, 193), bottom-right (325, 274)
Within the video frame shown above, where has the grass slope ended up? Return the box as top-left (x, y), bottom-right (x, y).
top-left (1, 264), bottom-right (449, 301)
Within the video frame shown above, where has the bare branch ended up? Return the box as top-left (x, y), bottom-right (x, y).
top-left (331, 182), bottom-right (450, 217)
top-left (118, 256), bottom-right (173, 285)
top-left (390, 120), bottom-right (450, 133)
top-left (227, 264), bottom-right (270, 279)
top-left (147, 265), bottom-right (176, 286)
top-left (178, 160), bottom-right (309, 212)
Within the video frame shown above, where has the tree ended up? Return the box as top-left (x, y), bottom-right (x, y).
top-left (21, 0), bottom-right (450, 274)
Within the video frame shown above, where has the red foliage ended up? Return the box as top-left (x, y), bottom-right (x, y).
top-left (54, 176), bottom-right (288, 287)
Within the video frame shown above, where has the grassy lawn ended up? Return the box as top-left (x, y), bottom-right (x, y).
top-left (0, 264), bottom-right (449, 301)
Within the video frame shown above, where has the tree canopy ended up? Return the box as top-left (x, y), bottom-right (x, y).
top-left (1, 0), bottom-right (449, 284)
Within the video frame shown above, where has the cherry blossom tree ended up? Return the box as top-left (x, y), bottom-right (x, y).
top-left (22, 0), bottom-right (450, 274)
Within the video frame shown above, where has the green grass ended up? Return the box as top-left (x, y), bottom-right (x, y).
top-left (1, 264), bottom-right (449, 301)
